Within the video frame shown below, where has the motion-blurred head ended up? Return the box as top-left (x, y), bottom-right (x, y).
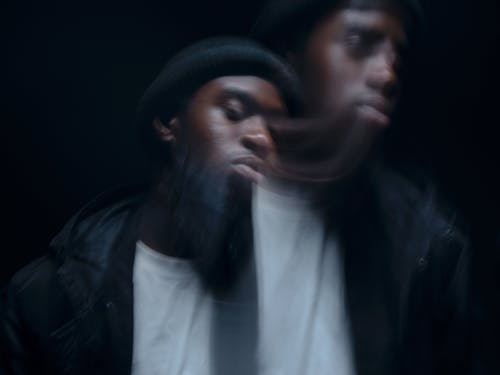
top-left (254, 0), bottom-right (423, 181)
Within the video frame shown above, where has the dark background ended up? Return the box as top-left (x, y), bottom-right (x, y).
top-left (2, 0), bottom-right (499, 287)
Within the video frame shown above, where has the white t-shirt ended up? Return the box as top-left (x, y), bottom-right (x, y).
top-left (252, 183), bottom-right (356, 375)
top-left (131, 241), bottom-right (213, 375)
top-left (132, 184), bottom-right (356, 375)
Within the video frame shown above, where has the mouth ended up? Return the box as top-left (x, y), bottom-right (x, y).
top-left (231, 156), bottom-right (265, 183)
top-left (357, 98), bottom-right (394, 127)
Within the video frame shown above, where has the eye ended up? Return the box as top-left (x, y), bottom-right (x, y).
top-left (222, 99), bottom-right (247, 122)
top-left (345, 32), bottom-right (363, 47)
top-left (343, 30), bottom-right (378, 57)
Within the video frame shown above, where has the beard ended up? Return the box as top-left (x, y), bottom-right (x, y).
top-left (165, 155), bottom-right (254, 294)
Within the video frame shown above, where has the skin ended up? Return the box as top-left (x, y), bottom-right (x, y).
top-left (268, 6), bottom-right (409, 184)
top-left (140, 76), bottom-right (287, 259)
top-left (297, 7), bottom-right (408, 125)
top-left (170, 76), bottom-right (286, 185)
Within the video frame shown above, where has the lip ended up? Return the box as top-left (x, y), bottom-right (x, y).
top-left (231, 156), bottom-right (265, 183)
top-left (357, 97), bottom-right (394, 127)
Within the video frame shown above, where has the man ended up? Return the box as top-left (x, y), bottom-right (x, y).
top-left (252, 1), bottom-right (471, 374)
top-left (0, 37), bottom-right (301, 374)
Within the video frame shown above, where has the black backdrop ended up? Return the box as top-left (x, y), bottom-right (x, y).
top-left (2, 0), bottom-right (499, 288)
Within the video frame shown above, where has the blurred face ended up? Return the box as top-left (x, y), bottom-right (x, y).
top-left (268, 6), bottom-right (409, 183)
top-left (171, 76), bottom-right (286, 190)
top-left (297, 7), bottom-right (408, 127)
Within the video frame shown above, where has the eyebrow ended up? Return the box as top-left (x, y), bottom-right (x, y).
top-left (342, 11), bottom-right (409, 46)
top-left (345, 23), bottom-right (408, 47)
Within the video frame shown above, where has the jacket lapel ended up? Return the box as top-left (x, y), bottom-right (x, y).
top-left (98, 205), bottom-right (142, 374)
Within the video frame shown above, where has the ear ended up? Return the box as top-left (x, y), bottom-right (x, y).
top-left (152, 116), bottom-right (180, 145)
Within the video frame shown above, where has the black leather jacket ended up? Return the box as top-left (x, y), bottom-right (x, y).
top-left (0, 167), bottom-right (471, 375)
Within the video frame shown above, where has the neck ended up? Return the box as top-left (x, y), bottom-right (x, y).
top-left (138, 184), bottom-right (183, 257)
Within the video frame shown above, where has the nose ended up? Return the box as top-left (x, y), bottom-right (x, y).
top-left (240, 116), bottom-right (274, 159)
top-left (366, 44), bottom-right (399, 97)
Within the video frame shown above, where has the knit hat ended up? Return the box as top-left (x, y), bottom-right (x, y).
top-left (137, 37), bottom-right (303, 133)
top-left (252, 0), bottom-right (424, 54)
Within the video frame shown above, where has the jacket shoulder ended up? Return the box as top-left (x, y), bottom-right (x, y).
top-left (1, 255), bottom-right (76, 374)
top-left (372, 165), bottom-right (469, 293)
top-left (2, 254), bottom-right (73, 338)
top-left (374, 165), bottom-right (468, 247)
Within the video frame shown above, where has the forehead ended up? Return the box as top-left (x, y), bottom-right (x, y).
top-left (341, 0), bottom-right (411, 20)
top-left (194, 76), bottom-right (286, 111)
top-left (317, 7), bottom-right (408, 45)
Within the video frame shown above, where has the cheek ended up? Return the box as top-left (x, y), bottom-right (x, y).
top-left (323, 52), bottom-right (365, 109)
top-left (304, 44), bottom-right (352, 110)
top-left (188, 111), bottom-right (236, 161)
top-left (186, 109), bottom-right (221, 144)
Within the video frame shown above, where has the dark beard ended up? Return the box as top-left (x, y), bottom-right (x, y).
top-left (166, 159), bottom-right (254, 294)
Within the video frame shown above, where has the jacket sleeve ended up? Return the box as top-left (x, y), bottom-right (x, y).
top-left (1, 256), bottom-right (72, 375)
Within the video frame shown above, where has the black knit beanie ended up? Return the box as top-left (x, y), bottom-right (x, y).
top-left (252, 0), bottom-right (424, 55)
top-left (137, 37), bottom-right (303, 135)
